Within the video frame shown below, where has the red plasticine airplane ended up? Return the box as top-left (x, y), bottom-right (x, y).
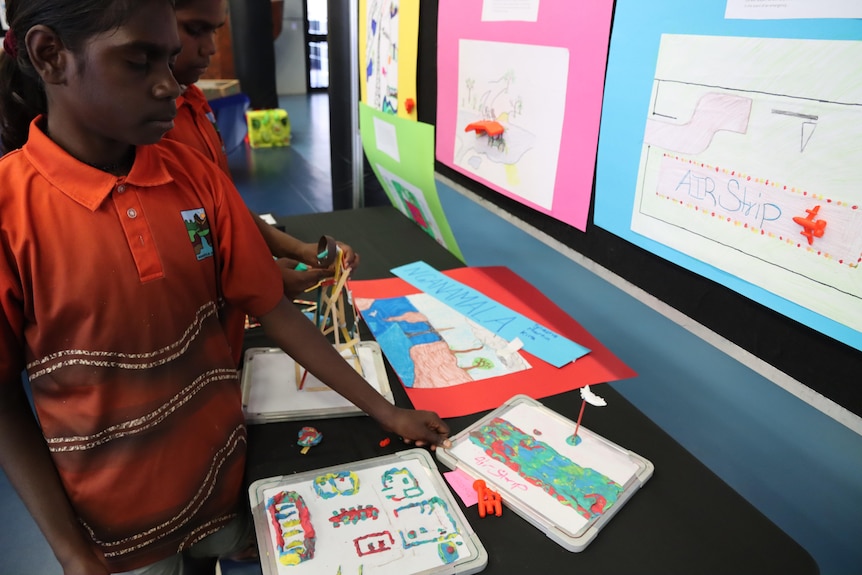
top-left (792, 205), bottom-right (827, 245)
top-left (465, 120), bottom-right (505, 138)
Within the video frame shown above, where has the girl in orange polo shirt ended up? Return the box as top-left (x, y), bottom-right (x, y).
top-left (165, 0), bottom-right (359, 300)
top-left (0, 2), bottom-right (450, 574)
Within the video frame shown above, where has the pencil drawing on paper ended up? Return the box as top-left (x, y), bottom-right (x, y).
top-left (261, 458), bottom-right (473, 575)
top-left (355, 292), bottom-right (531, 389)
top-left (453, 39), bottom-right (569, 210)
top-left (632, 34), bottom-right (862, 333)
top-left (374, 163), bottom-right (446, 246)
top-left (364, 0), bottom-right (399, 114)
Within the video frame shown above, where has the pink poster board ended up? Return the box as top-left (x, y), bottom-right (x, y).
top-left (436, 0), bottom-right (614, 232)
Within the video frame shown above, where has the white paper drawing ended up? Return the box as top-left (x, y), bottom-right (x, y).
top-left (449, 402), bottom-right (641, 534)
top-left (355, 292), bottom-right (532, 389)
top-left (632, 35), bottom-right (862, 333)
top-left (375, 164), bottom-right (445, 245)
top-left (261, 458), bottom-right (474, 575)
top-left (365, 0), bottom-right (399, 113)
top-left (453, 39), bottom-right (569, 209)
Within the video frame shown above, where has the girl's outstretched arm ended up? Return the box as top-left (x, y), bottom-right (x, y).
top-left (258, 298), bottom-right (451, 449)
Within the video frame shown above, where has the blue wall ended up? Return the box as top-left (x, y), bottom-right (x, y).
top-left (436, 178), bottom-right (862, 575)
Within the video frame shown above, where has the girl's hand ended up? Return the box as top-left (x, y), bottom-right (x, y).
top-left (336, 241), bottom-right (360, 269)
top-left (378, 407), bottom-right (452, 451)
top-left (275, 258), bottom-right (332, 299)
top-left (297, 240), bottom-right (360, 270)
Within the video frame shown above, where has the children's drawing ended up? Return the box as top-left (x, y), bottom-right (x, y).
top-left (374, 164), bottom-right (446, 245)
top-left (469, 417), bottom-right (623, 519)
top-left (364, 0), bottom-right (399, 114)
top-left (453, 39), bottom-right (569, 210)
top-left (354, 292), bottom-right (531, 389)
top-left (258, 456), bottom-right (477, 575)
top-left (632, 34), bottom-right (862, 334)
top-left (448, 401), bottom-right (642, 535)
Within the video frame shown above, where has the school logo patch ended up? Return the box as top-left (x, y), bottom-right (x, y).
top-left (181, 208), bottom-right (213, 261)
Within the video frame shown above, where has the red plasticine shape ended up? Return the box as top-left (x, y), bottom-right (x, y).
top-left (473, 479), bottom-right (502, 518)
top-left (464, 120), bottom-right (504, 138)
top-left (792, 205), bottom-right (827, 245)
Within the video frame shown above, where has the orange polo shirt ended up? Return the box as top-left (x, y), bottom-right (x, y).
top-left (166, 84), bottom-right (247, 365)
top-left (0, 118), bottom-right (282, 571)
top-left (165, 83), bottom-right (231, 176)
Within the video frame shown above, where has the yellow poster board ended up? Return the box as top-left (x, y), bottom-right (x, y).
top-left (359, 0), bottom-right (419, 120)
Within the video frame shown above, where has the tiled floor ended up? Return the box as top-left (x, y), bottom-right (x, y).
top-left (228, 93), bottom-right (334, 217)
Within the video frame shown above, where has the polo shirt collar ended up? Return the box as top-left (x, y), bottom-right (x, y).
top-left (22, 116), bottom-right (174, 212)
top-left (178, 84), bottom-right (205, 108)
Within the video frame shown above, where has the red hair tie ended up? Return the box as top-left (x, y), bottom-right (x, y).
top-left (3, 29), bottom-right (18, 60)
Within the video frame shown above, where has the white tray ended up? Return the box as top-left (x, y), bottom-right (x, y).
top-left (249, 448), bottom-right (488, 575)
top-left (437, 394), bottom-right (653, 552)
top-left (240, 342), bottom-right (394, 424)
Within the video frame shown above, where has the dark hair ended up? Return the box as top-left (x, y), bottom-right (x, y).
top-left (0, 0), bottom-right (174, 152)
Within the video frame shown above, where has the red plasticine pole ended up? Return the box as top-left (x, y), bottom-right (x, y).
top-left (572, 398), bottom-right (587, 442)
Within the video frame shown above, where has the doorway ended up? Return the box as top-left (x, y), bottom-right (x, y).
top-left (306, 0), bottom-right (329, 90)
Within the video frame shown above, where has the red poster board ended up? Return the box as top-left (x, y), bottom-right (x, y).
top-left (349, 266), bottom-right (637, 417)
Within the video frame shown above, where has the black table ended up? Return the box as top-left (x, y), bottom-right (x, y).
top-left (243, 206), bottom-right (818, 575)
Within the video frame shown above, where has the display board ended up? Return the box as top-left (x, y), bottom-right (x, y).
top-left (594, 0), bottom-right (862, 352)
top-left (412, 0), bottom-right (862, 418)
top-left (434, 0), bottom-right (614, 232)
top-left (359, 0), bottom-right (419, 119)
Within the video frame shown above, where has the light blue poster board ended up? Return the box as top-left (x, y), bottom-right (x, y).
top-left (390, 261), bottom-right (590, 367)
top-left (594, 0), bottom-right (862, 351)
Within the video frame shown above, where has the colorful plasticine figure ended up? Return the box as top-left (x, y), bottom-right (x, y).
top-left (313, 470), bottom-right (360, 499)
top-left (266, 490), bottom-right (316, 566)
top-left (469, 417), bottom-right (623, 520)
top-left (381, 467), bottom-right (424, 501)
top-left (297, 426), bottom-right (323, 455)
top-left (393, 496), bottom-right (461, 549)
top-left (473, 480), bottom-right (502, 518)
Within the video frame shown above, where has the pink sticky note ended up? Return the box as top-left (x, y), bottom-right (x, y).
top-left (444, 469), bottom-right (479, 507)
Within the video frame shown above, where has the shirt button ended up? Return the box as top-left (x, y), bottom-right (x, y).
top-left (127, 208), bottom-right (137, 218)
top-left (117, 184), bottom-right (126, 194)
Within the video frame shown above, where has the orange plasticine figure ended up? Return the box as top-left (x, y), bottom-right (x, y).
top-left (464, 120), bottom-right (505, 138)
top-left (473, 479), bottom-right (503, 518)
top-left (792, 205), bottom-right (827, 245)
